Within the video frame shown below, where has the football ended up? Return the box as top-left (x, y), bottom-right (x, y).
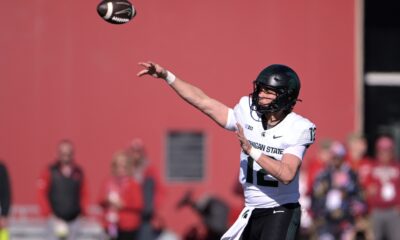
top-left (97, 0), bottom-right (136, 24)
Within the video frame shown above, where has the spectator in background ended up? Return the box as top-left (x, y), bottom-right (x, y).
top-left (0, 161), bottom-right (11, 240)
top-left (365, 135), bottom-right (400, 240)
top-left (344, 133), bottom-right (375, 240)
top-left (305, 139), bottom-right (333, 196)
top-left (345, 133), bottom-right (373, 188)
top-left (177, 190), bottom-right (229, 240)
top-left (228, 179), bottom-right (244, 228)
top-left (311, 141), bottom-right (366, 240)
top-left (299, 139), bottom-right (333, 239)
top-left (37, 139), bottom-right (89, 240)
top-left (126, 138), bottom-right (163, 240)
top-left (99, 151), bottom-right (143, 240)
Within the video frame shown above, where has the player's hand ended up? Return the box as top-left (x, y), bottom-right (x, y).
top-left (137, 61), bottom-right (168, 79)
top-left (236, 123), bottom-right (252, 155)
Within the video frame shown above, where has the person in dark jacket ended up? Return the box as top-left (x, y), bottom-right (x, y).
top-left (311, 141), bottom-right (366, 240)
top-left (127, 138), bottom-right (162, 240)
top-left (37, 140), bottom-right (89, 240)
top-left (0, 161), bottom-right (11, 237)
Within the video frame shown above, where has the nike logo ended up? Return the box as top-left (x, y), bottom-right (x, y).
top-left (273, 135), bottom-right (282, 139)
top-left (273, 210), bottom-right (285, 214)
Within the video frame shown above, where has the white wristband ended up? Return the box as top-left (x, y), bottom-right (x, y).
top-left (165, 70), bottom-right (176, 85)
top-left (249, 147), bottom-right (262, 162)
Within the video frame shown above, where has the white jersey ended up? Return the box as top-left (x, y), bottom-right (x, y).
top-left (225, 96), bottom-right (316, 208)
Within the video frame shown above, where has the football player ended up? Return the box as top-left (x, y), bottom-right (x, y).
top-left (137, 62), bottom-right (316, 240)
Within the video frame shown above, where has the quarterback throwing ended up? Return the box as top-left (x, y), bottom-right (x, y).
top-left (137, 62), bottom-right (316, 240)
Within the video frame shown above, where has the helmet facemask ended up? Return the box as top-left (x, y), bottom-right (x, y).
top-left (250, 84), bottom-right (295, 115)
top-left (249, 64), bottom-right (301, 116)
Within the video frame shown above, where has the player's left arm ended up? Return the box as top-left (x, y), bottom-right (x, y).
top-left (236, 123), bottom-right (312, 184)
top-left (255, 152), bottom-right (301, 185)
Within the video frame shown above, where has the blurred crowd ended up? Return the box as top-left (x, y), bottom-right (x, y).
top-left (1, 138), bottom-right (178, 240)
top-left (1, 133), bottom-right (400, 240)
top-left (299, 133), bottom-right (400, 240)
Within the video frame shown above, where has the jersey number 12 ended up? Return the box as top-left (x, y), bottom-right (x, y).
top-left (246, 157), bottom-right (278, 187)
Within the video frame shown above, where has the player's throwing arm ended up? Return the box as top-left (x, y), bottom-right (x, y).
top-left (137, 61), bottom-right (230, 128)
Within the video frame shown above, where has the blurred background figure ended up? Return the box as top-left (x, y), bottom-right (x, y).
top-left (37, 139), bottom-right (89, 240)
top-left (227, 179), bottom-right (244, 228)
top-left (98, 151), bottom-right (143, 240)
top-left (300, 139), bottom-right (333, 238)
top-left (365, 135), bottom-right (400, 240)
top-left (126, 138), bottom-right (164, 240)
top-left (344, 133), bottom-right (374, 240)
top-left (345, 133), bottom-right (373, 187)
top-left (311, 141), bottom-right (366, 240)
top-left (0, 161), bottom-right (11, 240)
top-left (305, 139), bottom-right (333, 197)
top-left (177, 190), bottom-right (229, 240)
